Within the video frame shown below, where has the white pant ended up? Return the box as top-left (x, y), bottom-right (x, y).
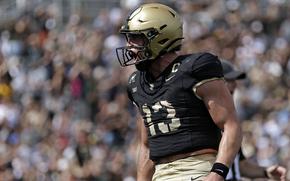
top-left (153, 153), bottom-right (216, 181)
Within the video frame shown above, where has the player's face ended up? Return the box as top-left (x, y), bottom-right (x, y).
top-left (126, 34), bottom-right (147, 56)
top-left (127, 34), bottom-right (146, 47)
top-left (126, 34), bottom-right (151, 70)
top-left (225, 80), bottom-right (237, 95)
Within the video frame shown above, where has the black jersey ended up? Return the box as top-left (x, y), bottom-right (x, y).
top-left (127, 52), bottom-right (224, 161)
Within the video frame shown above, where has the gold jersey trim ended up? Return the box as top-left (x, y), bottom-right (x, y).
top-left (192, 77), bottom-right (225, 100)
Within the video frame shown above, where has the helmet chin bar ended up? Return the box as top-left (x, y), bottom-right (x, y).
top-left (116, 45), bottom-right (151, 67)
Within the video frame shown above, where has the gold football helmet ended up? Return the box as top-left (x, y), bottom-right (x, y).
top-left (116, 3), bottom-right (183, 67)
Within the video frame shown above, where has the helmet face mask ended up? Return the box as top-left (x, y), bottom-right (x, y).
top-left (116, 31), bottom-right (152, 67)
top-left (116, 3), bottom-right (183, 67)
top-left (116, 44), bottom-right (151, 66)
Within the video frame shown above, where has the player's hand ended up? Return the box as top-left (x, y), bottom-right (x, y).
top-left (266, 165), bottom-right (287, 181)
top-left (203, 172), bottom-right (224, 181)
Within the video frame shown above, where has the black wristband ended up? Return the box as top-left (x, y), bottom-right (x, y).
top-left (210, 162), bottom-right (229, 179)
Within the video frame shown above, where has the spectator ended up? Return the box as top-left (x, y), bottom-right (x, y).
top-left (0, 0), bottom-right (288, 180)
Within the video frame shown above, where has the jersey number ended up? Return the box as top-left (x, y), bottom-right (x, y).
top-left (142, 101), bottom-right (181, 136)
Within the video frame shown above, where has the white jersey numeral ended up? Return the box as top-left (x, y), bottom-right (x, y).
top-left (142, 101), bottom-right (181, 136)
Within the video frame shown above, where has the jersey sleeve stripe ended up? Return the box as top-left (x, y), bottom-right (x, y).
top-left (192, 77), bottom-right (225, 100)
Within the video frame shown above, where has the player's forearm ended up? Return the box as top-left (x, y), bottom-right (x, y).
top-left (216, 121), bottom-right (242, 167)
top-left (239, 160), bottom-right (266, 178)
top-left (137, 144), bottom-right (155, 181)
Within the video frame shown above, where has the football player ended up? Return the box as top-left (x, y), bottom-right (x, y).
top-left (116, 3), bottom-right (242, 181)
top-left (221, 60), bottom-right (287, 181)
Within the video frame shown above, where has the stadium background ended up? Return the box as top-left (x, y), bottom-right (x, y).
top-left (0, 0), bottom-right (289, 180)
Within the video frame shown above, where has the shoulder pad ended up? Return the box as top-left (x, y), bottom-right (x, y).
top-left (179, 53), bottom-right (206, 71)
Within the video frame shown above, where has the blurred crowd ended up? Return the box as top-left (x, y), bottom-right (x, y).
top-left (0, 0), bottom-right (289, 180)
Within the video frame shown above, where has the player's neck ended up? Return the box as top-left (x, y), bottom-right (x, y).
top-left (148, 52), bottom-right (178, 78)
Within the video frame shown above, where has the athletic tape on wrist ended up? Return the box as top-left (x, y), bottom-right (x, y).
top-left (210, 162), bottom-right (229, 179)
